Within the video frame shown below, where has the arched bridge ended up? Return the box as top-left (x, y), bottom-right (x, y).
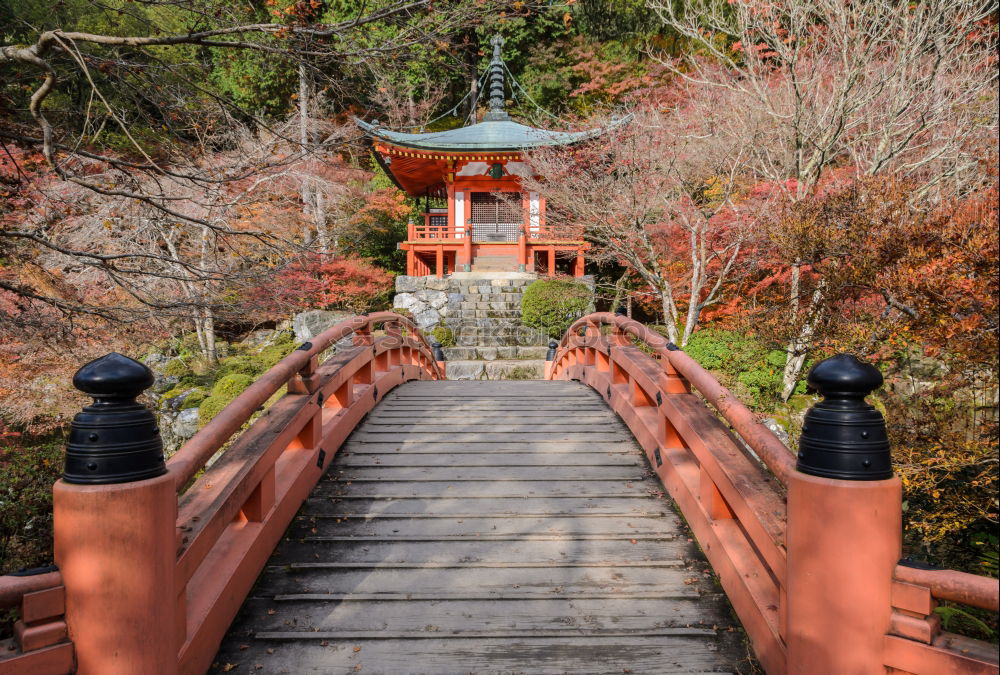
top-left (1, 312), bottom-right (997, 674)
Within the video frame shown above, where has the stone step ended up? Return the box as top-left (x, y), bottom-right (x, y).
top-left (459, 293), bottom-right (524, 302)
top-left (444, 359), bottom-right (546, 381)
top-left (442, 346), bottom-right (550, 361)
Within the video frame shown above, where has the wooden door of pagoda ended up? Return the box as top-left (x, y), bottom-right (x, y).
top-left (469, 191), bottom-right (523, 242)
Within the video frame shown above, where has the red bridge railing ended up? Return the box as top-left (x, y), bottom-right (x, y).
top-left (0, 312), bottom-right (444, 675)
top-left (546, 312), bottom-right (998, 675)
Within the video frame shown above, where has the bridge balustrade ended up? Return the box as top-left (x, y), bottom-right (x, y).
top-left (546, 312), bottom-right (998, 675)
top-left (0, 312), bottom-right (444, 675)
top-left (1, 310), bottom-right (995, 674)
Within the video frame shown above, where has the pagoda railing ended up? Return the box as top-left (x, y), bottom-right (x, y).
top-left (409, 216), bottom-right (582, 243)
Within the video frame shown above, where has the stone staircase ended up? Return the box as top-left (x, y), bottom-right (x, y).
top-left (440, 272), bottom-right (548, 380)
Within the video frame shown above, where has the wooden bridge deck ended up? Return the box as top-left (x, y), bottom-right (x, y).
top-left (212, 380), bottom-right (744, 674)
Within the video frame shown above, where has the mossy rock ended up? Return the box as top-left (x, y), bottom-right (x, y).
top-left (521, 279), bottom-right (594, 339)
top-left (211, 373), bottom-right (254, 399)
top-left (180, 389), bottom-right (208, 410)
top-left (197, 395), bottom-right (229, 427)
top-left (216, 356), bottom-right (262, 378)
top-left (163, 358), bottom-right (193, 377)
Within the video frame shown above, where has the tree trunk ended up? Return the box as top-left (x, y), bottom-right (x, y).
top-left (781, 281), bottom-right (826, 400)
top-left (298, 62), bottom-right (314, 246)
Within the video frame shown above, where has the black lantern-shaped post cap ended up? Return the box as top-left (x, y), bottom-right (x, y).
top-left (546, 340), bottom-right (558, 361)
top-left (797, 353), bottom-right (892, 481)
top-left (64, 353), bottom-right (167, 485)
top-left (431, 342), bottom-right (446, 362)
top-left (73, 352), bottom-right (155, 402)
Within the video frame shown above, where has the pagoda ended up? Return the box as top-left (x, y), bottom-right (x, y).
top-left (357, 36), bottom-right (627, 278)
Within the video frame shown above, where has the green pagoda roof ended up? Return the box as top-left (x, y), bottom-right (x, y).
top-left (355, 116), bottom-right (631, 153)
top-left (355, 35), bottom-right (630, 154)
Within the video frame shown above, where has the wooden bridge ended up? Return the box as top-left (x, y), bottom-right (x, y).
top-left (1, 312), bottom-right (997, 674)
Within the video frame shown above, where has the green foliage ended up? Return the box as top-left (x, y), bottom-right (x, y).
top-left (180, 389), bottom-right (208, 410)
top-left (521, 279), bottom-right (593, 339)
top-left (431, 324), bottom-right (456, 348)
top-left (211, 373), bottom-right (254, 399)
top-left (683, 329), bottom-right (807, 407)
top-left (163, 358), bottom-right (192, 377)
top-left (197, 395), bottom-right (230, 428)
top-left (198, 373), bottom-right (254, 427)
top-left (934, 605), bottom-right (996, 641)
top-left (0, 432), bottom-right (63, 574)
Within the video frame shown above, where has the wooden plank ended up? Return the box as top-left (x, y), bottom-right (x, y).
top-left (211, 636), bottom-right (742, 674)
top-left (212, 378), bottom-right (745, 673)
top-left (301, 495), bottom-right (669, 516)
top-left (272, 536), bottom-right (693, 564)
top-left (341, 442), bottom-right (636, 452)
top-left (285, 515), bottom-right (674, 537)
top-left (229, 594), bottom-right (734, 636)
top-left (349, 432), bottom-right (632, 442)
top-left (325, 466), bottom-right (647, 481)
top-left (255, 565), bottom-right (704, 596)
top-left (310, 481), bottom-right (658, 498)
top-left (364, 420), bottom-right (625, 429)
top-left (335, 452), bottom-right (639, 466)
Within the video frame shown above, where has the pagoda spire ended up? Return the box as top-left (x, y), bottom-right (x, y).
top-left (483, 35), bottom-right (509, 122)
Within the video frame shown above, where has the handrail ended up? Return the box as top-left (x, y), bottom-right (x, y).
top-left (558, 312), bottom-right (796, 484)
top-left (169, 312), bottom-right (440, 489)
top-left (0, 570), bottom-right (62, 609)
top-left (895, 564), bottom-right (1000, 612)
top-left (548, 311), bottom-right (789, 673)
top-left (548, 313), bottom-right (999, 675)
top-left (52, 310), bottom-right (446, 675)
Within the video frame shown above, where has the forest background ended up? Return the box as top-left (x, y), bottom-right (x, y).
top-left (1, 0), bottom-right (997, 637)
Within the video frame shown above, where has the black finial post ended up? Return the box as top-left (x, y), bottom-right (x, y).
top-left (796, 354), bottom-right (891, 480)
top-left (546, 340), bottom-right (558, 361)
top-left (484, 35), bottom-right (509, 122)
top-left (432, 342), bottom-right (446, 362)
top-left (64, 353), bottom-right (167, 484)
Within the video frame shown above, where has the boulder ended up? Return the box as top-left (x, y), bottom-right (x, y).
top-left (413, 308), bottom-right (440, 329)
top-left (395, 276), bottom-right (422, 293)
top-left (393, 293), bottom-right (424, 312)
top-left (293, 310), bottom-right (353, 343)
top-left (445, 361), bottom-right (486, 380)
top-left (761, 418), bottom-right (790, 448)
top-left (425, 277), bottom-right (450, 291)
top-left (243, 329), bottom-right (276, 347)
top-left (158, 407), bottom-right (200, 456)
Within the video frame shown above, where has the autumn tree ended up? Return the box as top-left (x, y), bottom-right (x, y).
top-left (648, 0), bottom-right (999, 397)
top-left (0, 0), bottom-right (492, 335)
top-left (523, 102), bottom-right (765, 346)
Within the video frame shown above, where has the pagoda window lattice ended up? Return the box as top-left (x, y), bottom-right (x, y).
top-left (469, 191), bottom-right (523, 242)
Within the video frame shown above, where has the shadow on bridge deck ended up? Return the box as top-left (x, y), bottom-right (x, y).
top-left (211, 380), bottom-right (746, 674)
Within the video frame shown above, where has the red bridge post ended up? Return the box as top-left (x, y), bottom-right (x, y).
top-left (785, 355), bottom-right (901, 674)
top-left (53, 353), bottom-right (178, 674)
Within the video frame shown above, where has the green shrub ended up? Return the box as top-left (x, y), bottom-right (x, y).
top-left (211, 373), bottom-right (254, 399)
top-left (215, 355), bottom-right (262, 378)
top-left (683, 329), bottom-right (807, 407)
top-left (431, 324), bottom-right (456, 348)
top-left (180, 389), bottom-right (208, 410)
top-left (521, 279), bottom-right (593, 339)
top-left (163, 358), bottom-right (192, 377)
top-left (197, 395), bottom-right (229, 427)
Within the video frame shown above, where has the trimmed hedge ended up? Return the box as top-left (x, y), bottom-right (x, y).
top-left (521, 279), bottom-right (593, 339)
